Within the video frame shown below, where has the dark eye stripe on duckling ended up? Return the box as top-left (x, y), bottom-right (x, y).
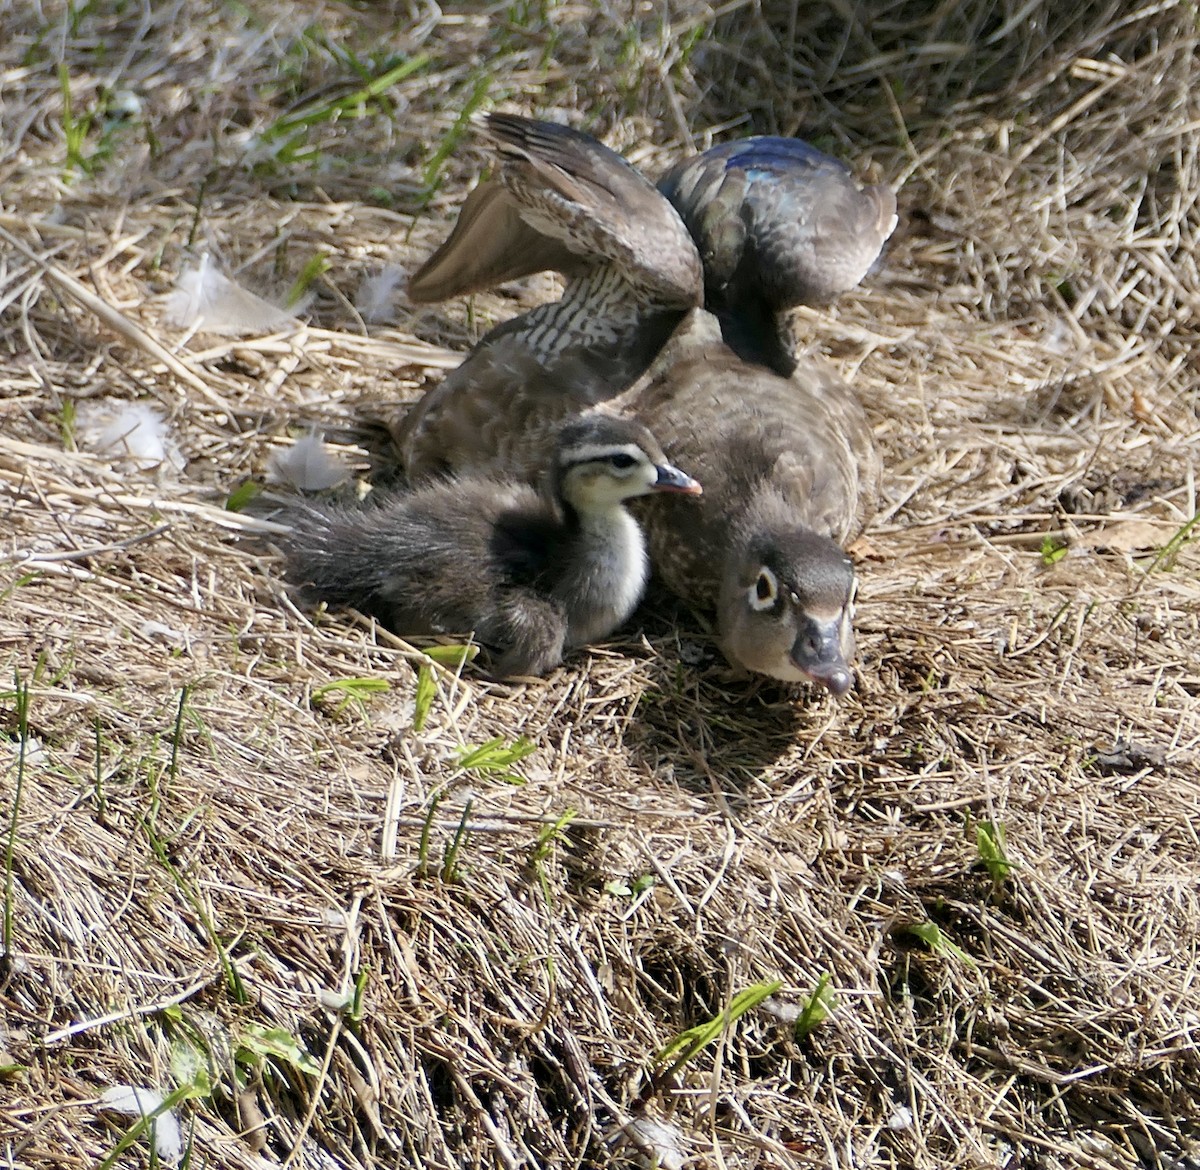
top-left (560, 442), bottom-right (646, 471)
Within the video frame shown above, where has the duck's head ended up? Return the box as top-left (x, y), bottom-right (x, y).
top-left (554, 415), bottom-right (702, 511)
top-left (718, 525), bottom-right (858, 696)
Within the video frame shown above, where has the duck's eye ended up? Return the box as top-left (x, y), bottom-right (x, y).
top-left (608, 453), bottom-right (637, 470)
top-left (748, 566), bottom-right (778, 611)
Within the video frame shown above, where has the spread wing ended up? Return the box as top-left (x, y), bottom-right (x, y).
top-left (407, 178), bottom-right (582, 303)
top-left (408, 114), bottom-right (702, 309)
top-left (659, 136), bottom-right (897, 309)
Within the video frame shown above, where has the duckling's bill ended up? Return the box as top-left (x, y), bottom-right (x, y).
top-left (651, 464), bottom-right (703, 494)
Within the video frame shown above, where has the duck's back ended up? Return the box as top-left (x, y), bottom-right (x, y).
top-left (394, 319), bottom-right (677, 482)
top-left (629, 342), bottom-right (878, 602)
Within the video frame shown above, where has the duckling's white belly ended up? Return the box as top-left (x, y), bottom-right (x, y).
top-left (561, 511), bottom-right (649, 646)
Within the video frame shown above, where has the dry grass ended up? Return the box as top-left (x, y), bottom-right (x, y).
top-left (2, 2), bottom-right (1200, 1168)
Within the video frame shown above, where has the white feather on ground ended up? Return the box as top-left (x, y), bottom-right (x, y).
top-left (612, 1115), bottom-right (687, 1170)
top-left (355, 264), bottom-right (408, 323)
top-left (73, 400), bottom-right (185, 473)
top-left (267, 432), bottom-right (350, 491)
top-left (96, 1085), bottom-right (183, 1161)
top-left (164, 254), bottom-right (297, 336)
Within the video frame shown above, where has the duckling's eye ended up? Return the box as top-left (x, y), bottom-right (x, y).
top-left (748, 566), bottom-right (778, 611)
top-left (608, 453), bottom-right (637, 470)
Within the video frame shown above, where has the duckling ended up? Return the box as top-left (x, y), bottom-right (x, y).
top-left (280, 415), bottom-right (701, 679)
top-left (657, 136), bottom-right (897, 376)
top-left (391, 116), bottom-right (881, 693)
top-left (399, 114), bottom-right (704, 480)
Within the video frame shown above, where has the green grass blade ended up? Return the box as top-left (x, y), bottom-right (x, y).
top-left (412, 662), bottom-right (435, 732)
top-left (262, 54), bottom-right (432, 143)
top-left (905, 921), bottom-right (976, 968)
top-left (794, 973), bottom-right (837, 1041)
top-left (441, 798), bottom-right (474, 883)
top-left (2, 669), bottom-right (31, 959)
top-left (421, 76), bottom-right (490, 200)
top-left (1143, 510), bottom-right (1200, 576)
top-left (655, 980), bottom-right (783, 1075)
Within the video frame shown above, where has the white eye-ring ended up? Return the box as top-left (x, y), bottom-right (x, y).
top-left (748, 566), bottom-right (778, 611)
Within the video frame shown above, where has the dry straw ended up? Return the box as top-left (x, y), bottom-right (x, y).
top-left (2, 2), bottom-right (1199, 1168)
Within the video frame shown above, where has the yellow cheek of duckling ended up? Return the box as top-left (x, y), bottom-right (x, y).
top-left (579, 467), bottom-right (649, 496)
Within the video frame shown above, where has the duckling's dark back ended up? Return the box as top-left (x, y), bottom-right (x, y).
top-left (282, 479), bottom-right (561, 634)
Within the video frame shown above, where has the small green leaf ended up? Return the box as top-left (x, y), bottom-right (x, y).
top-left (225, 480), bottom-right (262, 512)
top-left (975, 820), bottom-right (1015, 883)
top-left (531, 809), bottom-right (576, 863)
top-left (1039, 533), bottom-right (1068, 565)
top-left (456, 736), bottom-right (535, 783)
top-left (794, 973), bottom-right (837, 1041)
top-left (312, 676), bottom-right (389, 716)
top-left (236, 1024), bottom-right (321, 1077)
top-left (423, 643), bottom-right (479, 667)
top-left (904, 921), bottom-right (976, 968)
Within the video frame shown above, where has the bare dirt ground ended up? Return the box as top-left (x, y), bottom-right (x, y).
top-left (2, 2), bottom-right (1199, 1168)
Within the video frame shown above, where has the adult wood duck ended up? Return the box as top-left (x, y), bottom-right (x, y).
top-left (392, 115), bottom-right (886, 693)
top-left (617, 312), bottom-right (875, 694)
top-left (281, 415), bottom-right (700, 678)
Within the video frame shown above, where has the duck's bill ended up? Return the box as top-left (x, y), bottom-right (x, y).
top-left (790, 615), bottom-right (854, 697)
top-left (652, 464), bottom-right (703, 495)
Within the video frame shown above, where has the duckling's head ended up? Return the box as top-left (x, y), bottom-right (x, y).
top-left (553, 415), bottom-right (702, 512)
top-left (719, 525), bottom-right (857, 696)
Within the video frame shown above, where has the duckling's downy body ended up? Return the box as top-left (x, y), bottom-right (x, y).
top-left (393, 115), bottom-right (893, 692)
top-left (282, 415), bottom-right (700, 678)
